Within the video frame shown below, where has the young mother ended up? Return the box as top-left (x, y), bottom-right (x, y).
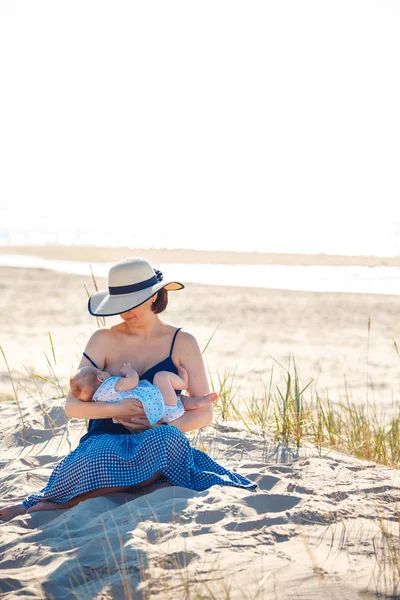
top-left (0, 257), bottom-right (256, 521)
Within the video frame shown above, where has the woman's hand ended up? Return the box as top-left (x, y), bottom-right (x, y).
top-left (114, 398), bottom-right (147, 422)
top-left (115, 417), bottom-right (163, 433)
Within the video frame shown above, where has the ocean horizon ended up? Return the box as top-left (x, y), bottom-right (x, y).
top-left (1, 252), bottom-right (398, 296)
top-left (1, 215), bottom-right (400, 258)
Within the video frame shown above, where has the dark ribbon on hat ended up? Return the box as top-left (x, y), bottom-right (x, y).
top-left (108, 269), bottom-right (164, 296)
top-left (109, 274), bottom-right (158, 296)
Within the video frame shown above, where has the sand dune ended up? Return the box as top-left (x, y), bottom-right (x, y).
top-left (1, 261), bottom-right (400, 598)
top-left (1, 395), bottom-right (399, 599)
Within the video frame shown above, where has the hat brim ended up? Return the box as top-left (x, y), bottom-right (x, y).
top-left (88, 281), bottom-right (184, 317)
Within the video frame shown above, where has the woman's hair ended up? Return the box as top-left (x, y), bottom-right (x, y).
top-left (151, 288), bottom-right (168, 314)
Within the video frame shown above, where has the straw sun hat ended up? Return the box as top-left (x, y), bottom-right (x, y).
top-left (88, 257), bottom-right (184, 317)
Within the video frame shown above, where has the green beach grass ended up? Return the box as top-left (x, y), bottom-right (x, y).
top-left (2, 325), bottom-right (400, 468)
top-left (1, 322), bottom-right (400, 598)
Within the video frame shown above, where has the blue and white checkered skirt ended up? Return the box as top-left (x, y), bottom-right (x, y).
top-left (22, 425), bottom-right (257, 508)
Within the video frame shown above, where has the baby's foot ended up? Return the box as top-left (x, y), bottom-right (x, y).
top-left (0, 503), bottom-right (27, 521)
top-left (180, 392), bottom-right (218, 410)
top-left (178, 365), bottom-right (189, 389)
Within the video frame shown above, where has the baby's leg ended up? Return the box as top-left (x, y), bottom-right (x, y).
top-left (153, 369), bottom-right (187, 406)
top-left (26, 472), bottom-right (164, 514)
top-left (153, 371), bottom-right (180, 406)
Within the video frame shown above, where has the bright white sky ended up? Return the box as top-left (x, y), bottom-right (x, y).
top-left (0, 1), bottom-right (399, 254)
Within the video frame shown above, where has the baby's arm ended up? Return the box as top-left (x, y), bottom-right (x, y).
top-left (114, 362), bottom-right (140, 392)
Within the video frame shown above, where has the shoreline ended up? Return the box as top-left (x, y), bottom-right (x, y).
top-left (0, 244), bottom-right (398, 267)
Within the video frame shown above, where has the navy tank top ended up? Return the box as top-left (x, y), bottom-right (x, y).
top-left (79, 328), bottom-right (182, 444)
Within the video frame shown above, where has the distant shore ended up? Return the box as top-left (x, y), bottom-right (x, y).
top-left (0, 244), bottom-right (398, 267)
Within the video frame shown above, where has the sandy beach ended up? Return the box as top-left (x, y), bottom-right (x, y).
top-left (1, 0), bottom-right (399, 592)
top-left (1, 247), bottom-right (400, 598)
top-left (0, 244), bottom-right (399, 266)
top-left (0, 249), bottom-right (399, 411)
top-left (0, 394), bottom-right (399, 599)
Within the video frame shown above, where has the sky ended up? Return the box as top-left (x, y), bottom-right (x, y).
top-left (1, 1), bottom-right (399, 254)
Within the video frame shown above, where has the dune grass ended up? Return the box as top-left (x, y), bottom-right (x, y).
top-left (1, 364), bottom-right (400, 597)
top-left (206, 354), bottom-right (400, 470)
top-left (1, 325), bottom-right (400, 468)
top-left (1, 318), bottom-right (400, 597)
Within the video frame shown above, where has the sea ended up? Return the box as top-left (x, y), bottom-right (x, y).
top-left (0, 220), bottom-right (399, 296)
top-left (0, 253), bottom-right (399, 297)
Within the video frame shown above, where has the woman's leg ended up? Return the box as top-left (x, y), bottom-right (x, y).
top-left (0, 503), bottom-right (28, 521)
top-left (0, 472), bottom-right (164, 520)
top-left (26, 471), bottom-right (164, 513)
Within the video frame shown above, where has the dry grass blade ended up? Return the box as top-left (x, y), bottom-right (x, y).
top-left (84, 283), bottom-right (104, 329)
top-left (202, 325), bottom-right (219, 355)
top-left (86, 268), bottom-right (106, 328)
top-left (90, 264), bottom-right (99, 292)
top-left (0, 345), bottom-right (28, 439)
top-left (366, 316), bottom-right (371, 406)
top-left (43, 351), bottom-right (65, 397)
top-left (48, 331), bottom-right (57, 365)
top-left (17, 381), bottom-right (58, 433)
top-left (393, 338), bottom-right (400, 359)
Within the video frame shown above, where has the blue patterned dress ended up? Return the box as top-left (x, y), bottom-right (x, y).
top-left (22, 329), bottom-right (256, 508)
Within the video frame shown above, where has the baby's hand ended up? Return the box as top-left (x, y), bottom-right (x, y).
top-left (120, 362), bottom-right (137, 378)
top-left (178, 365), bottom-right (189, 389)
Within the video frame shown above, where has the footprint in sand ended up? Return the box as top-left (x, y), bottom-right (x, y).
top-left (245, 473), bottom-right (281, 491)
top-left (223, 493), bottom-right (302, 532)
top-left (266, 465), bottom-right (299, 475)
top-left (242, 493), bottom-right (301, 514)
top-left (195, 509), bottom-right (227, 525)
top-left (157, 550), bottom-right (198, 569)
top-left (224, 515), bottom-right (291, 532)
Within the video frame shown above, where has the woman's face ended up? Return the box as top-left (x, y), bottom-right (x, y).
top-left (120, 295), bottom-right (156, 325)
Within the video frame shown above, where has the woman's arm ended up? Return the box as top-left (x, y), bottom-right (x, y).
top-left (65, 329), bottom-right (145, 420)
top-left (169, 331), bottom-right (213, 432)
top-left (65, 391), bottom-right (145, 420)
top-left (164, 403), bottom-right (213, 433)
top-left (119, 331), bottom-right (214, 433)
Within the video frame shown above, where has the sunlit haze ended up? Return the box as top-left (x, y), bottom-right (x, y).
top-left (1, 1), bottom-right (399, 255)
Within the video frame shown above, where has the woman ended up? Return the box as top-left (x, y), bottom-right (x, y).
top-left (0, 257), bottom-right (256, 521)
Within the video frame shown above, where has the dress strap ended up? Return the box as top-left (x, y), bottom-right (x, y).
top-left (83, 352), bottom-right (99, 369)
top-left (169, 328), bottom-right (182, 357)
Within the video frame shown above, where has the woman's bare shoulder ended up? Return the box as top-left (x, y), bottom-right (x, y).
top-left (88, 322), bottom-right (125, 338)
top-left (176, 328), bottom-right (195, 340)
top-left (78, 328), bottom-right (115, 369)
top-left (175, 329), bottom-right (201, 351)
top-left (84, 327), bottom-right (115, 348)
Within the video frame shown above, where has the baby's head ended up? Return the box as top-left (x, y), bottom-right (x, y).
top-left (69, 366), bottom-right (111, 401)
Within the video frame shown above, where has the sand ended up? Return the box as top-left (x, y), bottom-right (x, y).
top-left (0, 243), bottom-right (399, 266)
top-left (0, 263), bottom-right (399, 412)
top-left (0, 250), bottom-right (400, 598)
top-left (0, 395), bottom-right (399, 598)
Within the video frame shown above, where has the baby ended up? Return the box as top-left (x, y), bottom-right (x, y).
top-left (69, 362), bottom-right (216, 425)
